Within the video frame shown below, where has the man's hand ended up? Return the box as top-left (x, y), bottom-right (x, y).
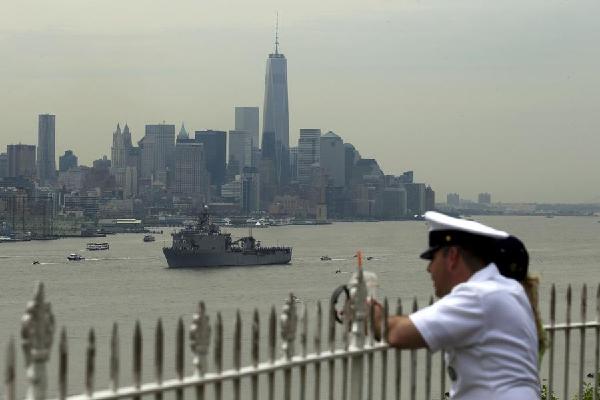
top-left (368, 299), bottom-right (428, 349)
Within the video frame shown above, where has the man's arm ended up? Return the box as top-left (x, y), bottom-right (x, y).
top-left (371, 301), bottom-right (428, 349)
top-left (387, 315), bottom-right (428, 349)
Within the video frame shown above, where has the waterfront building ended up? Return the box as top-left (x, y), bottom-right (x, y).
top-left (405, 183), bottom-right (426, 216)
top-left (195, 130), bottom-right (226, 190)
top-left (7, 144), bottom-right (36, 180)
top-left (37, 114), bottom-right (56, 184)
top-left (262, 27), bottom-right (290, 186)
top-left (320, 131), bottom-right (345, 188)
top-left (235, 107), bottom-right (259, 152)
top-left (221, 177), bottom-right (242, 203)
top-left (139, 124), bottom-right (175, 186)
top-left (228, 130), bottom-right (252, 174)
top-left (382, 187), bottom-right (407, 218)
top-left (289, 146), bottom-right (298, 182)
top-left (0, 153), bottom-right (8, 178)
top-left (59, 150), bottom-right (78, 172)
top-left (173, 141), bottom-right (209, 202)
top-left (447, 193), bottom-right (460, 207)
top-left (297, 129), bottom-right (321, 184)
top-left (241, 167), bottom-right (260, 213)
top-left (478, 192), bottom-right (491, 204)
top-left (425, 185), bottom-right (436, 211)
top-left (58, 166), bottom-right (88, 191)
top-left (344, 143), bottom-right (361, 187)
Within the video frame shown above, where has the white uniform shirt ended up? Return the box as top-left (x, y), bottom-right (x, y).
top-left (410, 264), bottom-right (540, 399)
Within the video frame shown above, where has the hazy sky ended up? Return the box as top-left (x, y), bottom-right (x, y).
top-left (2, 0), bottom-right (599, 203)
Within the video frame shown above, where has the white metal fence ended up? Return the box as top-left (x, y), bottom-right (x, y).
top-left (5, 271), bottom-right (600, 400)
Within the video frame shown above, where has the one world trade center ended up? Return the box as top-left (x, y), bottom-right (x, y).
top-left (262, 23), bottom-right (289, 187)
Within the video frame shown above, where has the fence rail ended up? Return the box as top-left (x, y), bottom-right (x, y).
top-left (4, 272), bottom-right (600, 400)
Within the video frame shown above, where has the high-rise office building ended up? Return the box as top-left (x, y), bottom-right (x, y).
top-left (262, 27), bottom-right (289, 186)
top-left (177, 123), bottom-right (189, 142)
top-left (228, 130), bottom-right (252, 174)
top-left (297, 129), bottom-right (321, 184)
top-left (0, 153), bottom-right (8, 178)
top-left (447, 193), bottom-right (460, 206)
top-left (235, 107), bottom-right (259, 150)
top-left (8, 144), bottom-right (36, 179)
top-left (194, 130), bottom-right (226, 190)
top-left (174, 141), bottom-right (209, 201)
top-left (139, 124), bottom-right (175, 185)
top-left (59, 150), bottom-right (78, 172)
top-left (478, 192), bottom-right (491, 204)
top-left (37, 114), bottom-right (56, 184)
top-left (320, 131), bottom-right (345, 188)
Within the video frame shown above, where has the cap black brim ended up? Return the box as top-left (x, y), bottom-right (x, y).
top-left (420, 246), bottom-right (440, 260)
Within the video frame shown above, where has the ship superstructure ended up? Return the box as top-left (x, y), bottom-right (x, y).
top-left (163, 207), bottom-right (292, 268)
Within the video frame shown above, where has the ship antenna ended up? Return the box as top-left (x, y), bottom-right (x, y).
top-left (275, 12), bottom-right (279, 54)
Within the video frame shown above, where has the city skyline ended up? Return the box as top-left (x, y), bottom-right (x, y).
top-left (2, 0), bottom-right (599, 203)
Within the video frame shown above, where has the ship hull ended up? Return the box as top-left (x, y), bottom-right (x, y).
top-left (163, 248), bottom-right (292, 268)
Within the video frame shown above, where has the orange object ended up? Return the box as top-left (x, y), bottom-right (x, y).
top-left (356, 250), bottom-right (363, 269)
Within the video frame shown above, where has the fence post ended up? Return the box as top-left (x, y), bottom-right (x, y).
top-left (281, 293), bottom-right (298, 400)
top-left (21, 282), bottom-right (55, 400)
top-left (349, 266), bottom-right (368, 400)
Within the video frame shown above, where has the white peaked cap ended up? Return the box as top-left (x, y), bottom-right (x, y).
top-left (424, 211), bottom-right (509, 239)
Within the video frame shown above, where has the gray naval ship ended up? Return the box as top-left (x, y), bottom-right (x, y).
top-left (163, 207), bottom-right (292, 268)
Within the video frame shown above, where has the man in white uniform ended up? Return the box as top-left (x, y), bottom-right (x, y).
top-left (373, 212), bottom-right (540, 399)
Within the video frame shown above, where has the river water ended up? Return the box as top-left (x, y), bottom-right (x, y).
top-left (0, 216), bottom-right (598, 398)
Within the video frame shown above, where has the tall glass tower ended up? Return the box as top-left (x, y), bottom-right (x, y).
top-left (37, 114), bottom-right (56, 184)
top-left (262, 22), bottom-right (289, 186)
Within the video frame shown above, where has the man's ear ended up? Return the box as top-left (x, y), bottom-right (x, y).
top-left (445, 246), bottom-right (460, 270)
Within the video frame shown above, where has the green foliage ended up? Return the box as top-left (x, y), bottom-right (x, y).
top-left (541, 372), bottom-right (599, 400)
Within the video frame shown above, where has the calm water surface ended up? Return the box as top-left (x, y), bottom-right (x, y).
top-left (0, 216), bottom-right (598, 396)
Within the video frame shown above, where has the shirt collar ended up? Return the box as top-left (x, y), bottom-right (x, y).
top-left (468, 263), bottom-right (500, 282)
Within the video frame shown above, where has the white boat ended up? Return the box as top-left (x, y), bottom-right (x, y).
top-left (86, 242), bottom-right (109, 251)
top-left (67, 253), bottom-right (85, 261)
top-left (143, 234), bottom-right (155, 242)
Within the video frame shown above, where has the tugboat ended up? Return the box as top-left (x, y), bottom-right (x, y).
top-left (163, 206), bottom-right (292, 268)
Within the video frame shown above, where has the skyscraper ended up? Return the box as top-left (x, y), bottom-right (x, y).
top-left (37, 114), bottom-right (56, 184)
top-left (111, 123), bottom-right (133, 187)
top-left (262, 23), bottom-right (289, 186)
top-left (228, 130), bottom-right (252, 174)
top-left (297, 129), bottom-right (321, 184)
top-left (8, 144), bottom-right (37, 179)
top-left (320, 131), bottom-right (345, 188)
top-left (194, 130), bottom-right (226, 190)
top-left (139, 124), bottom-right (175, 185)
top-left (235, 107), bottom-right (259, 150)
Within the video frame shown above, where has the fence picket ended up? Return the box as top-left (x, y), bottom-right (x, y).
top-left (314, 301), bottom-right (322, 400)
top-left (109, 323), bottom-right (119, 393)
top-left (233, 311), bottom-right (242, 400)
top-left (85, 329), bottom-right (95, 398)
top-left (175, 318), bottom-right (184, 400)
top-left (155, 319), bottom-right (164, 400)
top-left (548, 284), bottom-right (556, 396)
top-left (268, 306), bottom-right (276, 400)
top-left (410, 298), bottom-right (418, 400)
top-left (251, 309), bottom-right (260, 400)
top-left (380, 298), bottom-right (388, 400)
top-left (564, 285), bottom-right (572, 400)
top-left (578, 285), bottom-right (587, 400)
top-left (395, 298), bottom-right (402, 400)
top-left (5, 337), bottom-right (15, 400)
top-left (133, 321), bottom-right (142, 400)
top-left (58, 328), bottom-right (67, 400)
top-left (214, 312), bottom-right (223, 400)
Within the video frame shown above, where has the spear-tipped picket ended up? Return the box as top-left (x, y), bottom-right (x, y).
top-left (133, 321), bottom-right (142, 390)
top-left (410, 298), bottom-right (418, 400)
top-left (85, 329), bottom-right (95, 398)
top-left (395, 298), bottom-right (403, 400)
top-left (175, 318), bottom-right (184, 400)
top-left (425, 296), bottom-right (434, 400)
top-left (58, 328), bottom-right (67, 400)
top-left (578, 284), bottom-right (587, 400)
top-left (5, 337), bottom-right (15, 400)
top-left (213, 312), bottom-right (223, 400)
top-left (268, 306), bottom-right (276, 400)
top-left (299, 303), bottom-right (308, 400)
top-left (251, 309), bottom-right (260, 400)
top-left (564, 285), bottom-right (572, 400)
top-left (381, 298), bottom-right (389, 400)
top-left (233, 311), bottom-right (242, 400)
top-left (155, 319), bottom-right (164, 400)
top-left (314, 301), bottom-right (322, 400)
top-left (109, 323), bottom-right (119, 393)
top-left (548, 284), bottom-right (556, 395)
top-left (594, 283), bottom-right (600, 400)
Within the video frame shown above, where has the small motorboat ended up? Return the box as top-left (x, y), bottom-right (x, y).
top-left (67, 253), bottom-right (85, 261)
top-left (320, 255), bottom-right (332, 261)
top-left (143, 234), bottom-right (155, 242)
top-left (86, 242), bottom-right (109, 251)
top-left (366, 256), bottom-right (373, 260)
top-left (32, 260), bottom-right (40, 265)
